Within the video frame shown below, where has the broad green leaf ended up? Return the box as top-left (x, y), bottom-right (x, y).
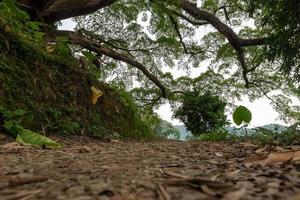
top-left (15, 125), bottom-right (61, 148)
top-left (7, 123), bottom-right (62, 148)
top-left (233, 106), bottom-right (252, 126)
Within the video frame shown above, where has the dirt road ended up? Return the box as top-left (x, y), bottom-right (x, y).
top-left (1, 135), bottom-right (300, 200)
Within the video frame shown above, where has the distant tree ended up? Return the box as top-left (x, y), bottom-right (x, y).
top-left (154, 120), bottom-right (180, 139)
top-left (174, 90), bottom-right (227, 135)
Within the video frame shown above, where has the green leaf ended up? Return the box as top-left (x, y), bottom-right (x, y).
top-left (6, 123), bottom-right (62, 148)
top-left (202, 0), bottom-right (218, 10)
top-left (15, 125), bottom-right (61, 148)
top-left (233, 106), bottom-right (252, 126)
top-left (82, 51), bottom-right (96, 61)
top-left (13, 109), bottom-right (26, 116)
top-left (4, 120), bottom-right (15, 130)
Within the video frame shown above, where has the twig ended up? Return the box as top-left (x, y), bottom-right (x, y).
top-left (170, 10), bottom-right (209, 26)
top-left (162, 170), bottom-right (232, 189)
top-left (21, 189), bottom-right (42, 200)
top-left (0, 176), bottom-right (48, 189)
top-left (157, 184), bottom-right (171, 200)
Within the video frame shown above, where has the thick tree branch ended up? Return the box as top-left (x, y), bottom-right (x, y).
top-left (179, 1), bottom-right (268, 48)
top-left (240, 38), bottom-right (268, 46)
top-left (181, 0), bottom-right (265, 49)
top-left (179, 0), bottom-right (269, 87)
top-left (55, 30), bottom-right (167, 98)
top-left (19, 0), bottom-right (117, 23)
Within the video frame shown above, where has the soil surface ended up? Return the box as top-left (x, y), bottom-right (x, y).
top-left (1, 133), bottom-right (300, 200)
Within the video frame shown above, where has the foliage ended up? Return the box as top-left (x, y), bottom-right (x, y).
top-left (249, 0), bottom-right (300, 80)
top-left (10, 123), bottom-right (61, 148)
top-left (1, 0), bottom-right (300, 141)
top-left (188, 130), bottom-right (229, 142)
top-left (174, 90), bottom-right (227, 135)
top-left (71, 0), bottom-right (300, 123)
top-left (0, 107), bottom-right (61, 148)
top-left (139, 111), bottom-right (180, 139)
top-left (154, 119), bottom-right (180, 139)
top-left (233, 105), bottom-right (252, 126)
top-left (227, 123), bottom-right (300, 145)
top-left (0, 1), bottom-right (157, 140)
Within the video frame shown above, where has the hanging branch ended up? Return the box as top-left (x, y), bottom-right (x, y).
top-left (55, 29), bottom-right (168, 98)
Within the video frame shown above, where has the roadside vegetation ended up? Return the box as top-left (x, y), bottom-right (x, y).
top-left (0, 0), bottom-right (299, 146)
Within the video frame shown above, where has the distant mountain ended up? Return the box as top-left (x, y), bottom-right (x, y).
top-left (258, 124), bottom-right (287, 132)
top-left (175, 124), bottom-right (287, 140)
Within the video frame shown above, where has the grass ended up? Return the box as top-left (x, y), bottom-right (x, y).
top-left (188, 123), bottom-right (300, 145)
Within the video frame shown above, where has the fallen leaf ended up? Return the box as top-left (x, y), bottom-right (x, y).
top-left (200, 185), bottom-right (216, 196)
top-left (245, 150), bottom-right (300, 167)
top-left (215, 152), bottom-right (223, 157)
top-left (78, 146), bottom-right (91, 153)
top-left (267, 181), bottom-right (280, 188)
top-left (289, 193), bottom-right (300, 200)
top-left (255, 148), bottom-right (267, 154)
top-left (223, 188), bottom-right (246, 200)
top-left (226, 170), bottom-right (241, 177)
top-left (241, 142), bottom-right (257, 148)
top-left (87, 183), bottom-right (113, 196)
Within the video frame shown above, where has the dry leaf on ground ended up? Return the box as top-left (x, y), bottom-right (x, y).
top-left (245, 150), bottom-right (300, 167)
top-left (223, 188), bottom-right (246, 200)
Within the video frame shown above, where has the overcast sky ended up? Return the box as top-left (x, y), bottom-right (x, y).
top-left (59, 19), bottom-right (289, 128)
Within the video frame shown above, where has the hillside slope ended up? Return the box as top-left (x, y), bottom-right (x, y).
top-left (0, 24), bottom-right (152, 139)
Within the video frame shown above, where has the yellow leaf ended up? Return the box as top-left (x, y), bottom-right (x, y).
top-left (4, 24), bottom-right (11, 33)
top-left (90, 86), bottom-right (103, 105)
top-left (46, 45), bottom-right (55, 53)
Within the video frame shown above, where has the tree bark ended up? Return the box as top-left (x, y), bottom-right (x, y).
top-left (18, 0), bottom-right (117, 23)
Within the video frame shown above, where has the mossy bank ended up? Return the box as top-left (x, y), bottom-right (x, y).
top-left (0, 25), bottom-right (154, 139)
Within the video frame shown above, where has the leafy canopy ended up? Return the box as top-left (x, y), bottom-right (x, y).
top-left (2, 0), bottom-right (300, 127)
top-left (174, 90), bottom-right (227, 135)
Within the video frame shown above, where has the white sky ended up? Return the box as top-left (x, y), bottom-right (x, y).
top-left (59, 18), bottom-right (291, 128)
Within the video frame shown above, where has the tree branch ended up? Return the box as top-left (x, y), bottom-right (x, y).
top-left (38, 0), bottom-right (117, 23)
top-left (179, 0), bottom-right (269, 87)
top-left (169, 14), bottom-right (189, 54)
top-left (55, 30), bottom-right (167, 97)
top-left (170, 10), bottom-right (209, 26)
top-left (169, 14), bottom-right (206, 56)
top-left (78, 28), bottom-right (158, 53)
top-left (180, 0), bottom-right (267, 48)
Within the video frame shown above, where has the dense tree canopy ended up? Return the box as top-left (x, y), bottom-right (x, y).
top-left (174, 90), bottom-right (227, 135)
top-left (6, 0), bottom-right (300, 123)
